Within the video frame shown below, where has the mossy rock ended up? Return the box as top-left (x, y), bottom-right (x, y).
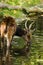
top-left (11, 36), bottom-right (26, 49)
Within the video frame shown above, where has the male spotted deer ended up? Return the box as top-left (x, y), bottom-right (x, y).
top-left (14, 20), bottom-right (35, 55)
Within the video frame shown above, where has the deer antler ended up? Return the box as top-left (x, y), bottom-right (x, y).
top-left (25, 20), bottom-right (28, 30)
top-left (29, 21), bottom-right (35, 30)
top-left (25, 20), bottom-right (35, 32)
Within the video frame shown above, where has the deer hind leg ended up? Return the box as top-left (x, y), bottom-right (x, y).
top-left (1, 22), bottom-right (6, 49)
top-left (0, 24), bottom-right (6, 62)
top-left (6, 33), bottom-right (12, 60)
top-left (1, 28), bottom-right (5, 55)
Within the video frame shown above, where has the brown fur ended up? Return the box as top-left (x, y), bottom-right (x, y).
top-left (0, 16), bottom-right (17, 60)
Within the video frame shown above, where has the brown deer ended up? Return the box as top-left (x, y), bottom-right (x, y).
top-left (0, 16), bottom-right (17, 61)
top-left (0, 16), bottom-right (35, 61)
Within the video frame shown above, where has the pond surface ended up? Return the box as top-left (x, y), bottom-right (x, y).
top-left (10, 31), bottom-right (43, 65)
top-left (0, 31), bottom-right (43, 65)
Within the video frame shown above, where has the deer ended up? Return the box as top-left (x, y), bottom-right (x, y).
top-left (13, 20), bottom-right (35, 55)
top-left (0, 16), bottom-right (17, 61)
top-left (0, 16), bottom-right (35, 61)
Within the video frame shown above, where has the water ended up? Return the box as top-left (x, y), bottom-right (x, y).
top-left (11, 31), bottom-right (43, 65)
top-left (0, 31), bottom-right (43, 65)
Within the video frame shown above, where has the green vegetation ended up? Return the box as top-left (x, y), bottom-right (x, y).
top-left (0, 0), bottom-right (41, 18)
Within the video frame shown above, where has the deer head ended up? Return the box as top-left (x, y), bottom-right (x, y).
top-left (23, 20), bottom-right (35, 43)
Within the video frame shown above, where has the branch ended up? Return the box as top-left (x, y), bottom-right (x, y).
top-left (0, 2), bottom-right (43, 11)
top-left (22, 8), bottom-right (43, 17)
top-left (0, 3), bottom-right (43, 17)
top-left (0, 2), bottom-right (22, 10)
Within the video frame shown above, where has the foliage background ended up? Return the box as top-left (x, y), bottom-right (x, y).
top-left (0, 0), bottom-right (42, 18)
